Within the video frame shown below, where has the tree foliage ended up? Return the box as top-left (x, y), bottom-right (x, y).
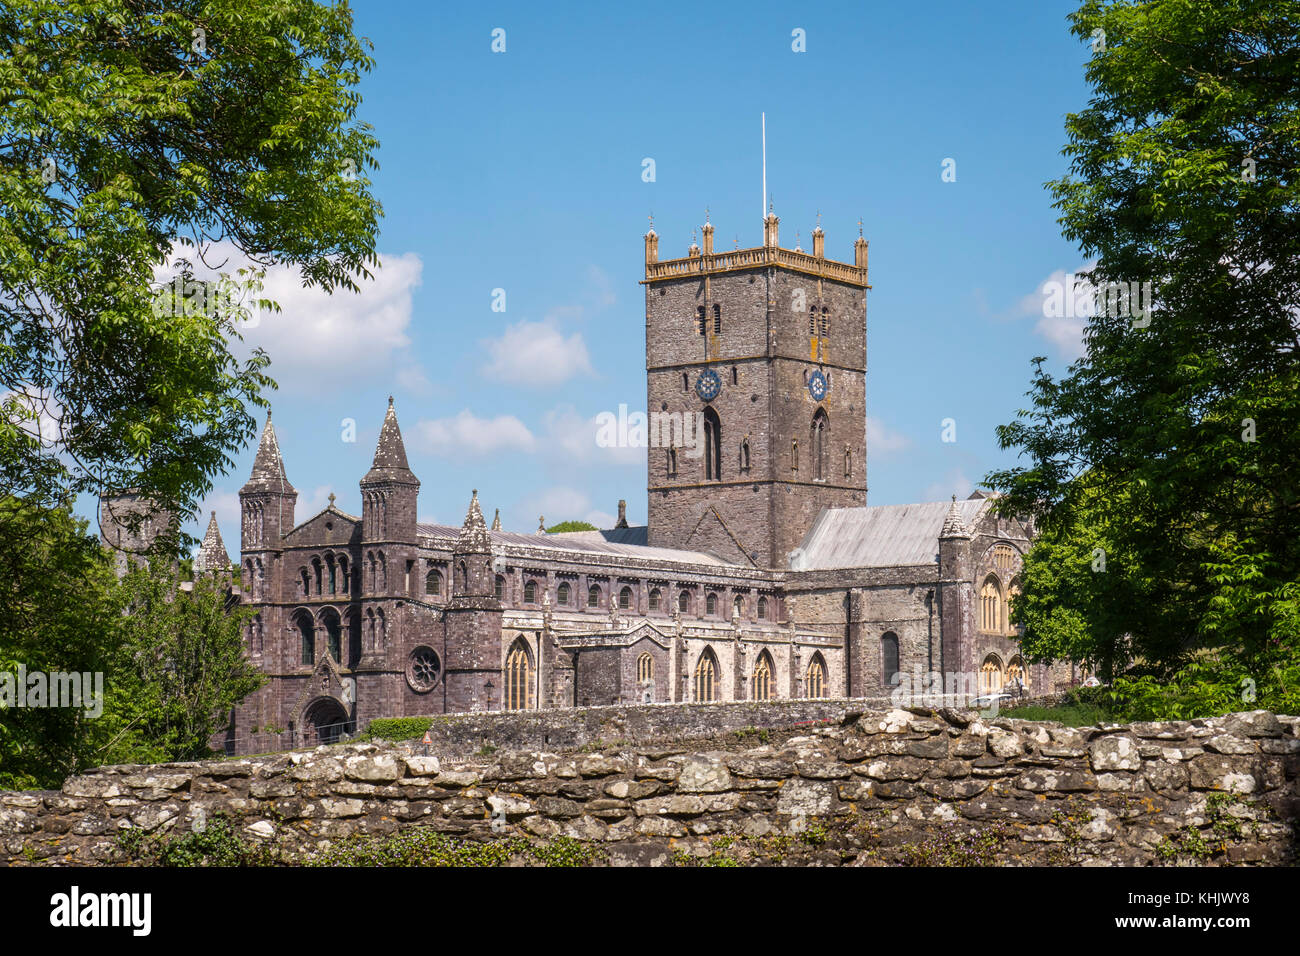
top-left (989, 0), bottom-right (1300, 714)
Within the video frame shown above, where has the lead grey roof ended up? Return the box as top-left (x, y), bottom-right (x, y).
top-left (415, 523), bottom-right (739, 567)
top-left (792, 498), bottom-right (989, 570)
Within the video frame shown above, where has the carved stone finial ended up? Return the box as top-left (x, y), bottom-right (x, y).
top-left (328, 492), bottom-right (335, 508)
top-left (537, 515), bottom-right (546, 534)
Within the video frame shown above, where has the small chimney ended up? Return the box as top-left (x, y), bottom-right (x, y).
top-left (616, 499), bottom-right (628, 529)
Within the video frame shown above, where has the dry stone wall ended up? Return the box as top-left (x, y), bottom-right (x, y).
top-left (2, 707), bottom-right (1296, 866)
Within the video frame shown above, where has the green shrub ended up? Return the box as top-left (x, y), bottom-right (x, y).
top-left (362, 717), bottom-right (435, 743)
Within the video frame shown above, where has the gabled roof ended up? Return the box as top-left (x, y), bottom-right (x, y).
top-left (792, 498), bottom-right (989, 570)
top-left (415, 522), bottom-right (741, 568)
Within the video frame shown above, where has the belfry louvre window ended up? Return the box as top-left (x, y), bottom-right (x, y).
top-left (713, 303), bottom-right (721, 333)
top-left (806, 656), bottom-right (827, 698)
top-left (504, 640), bottom-right (534, 710)
top-left (694, 649), bottom-right (718, 702)
top-left (753, 653), bottom-right (773, 701)
top-left (697, 305), bottom-right (706, 335)
top-left (811, 409), bottom-right (828, 480)
top-left (703, 407), bottom-right (722, 481)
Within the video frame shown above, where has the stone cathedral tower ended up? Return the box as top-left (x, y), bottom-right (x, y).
top-left (643, 211), bottom-right (869, 568)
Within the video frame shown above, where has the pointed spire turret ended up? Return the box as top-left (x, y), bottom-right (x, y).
top-left (940, 495), bottom-right (971, 539)
top-left (363, 396), bottom-right (417, 485)
top-left (491, 508), bottom-right (501, 531)
top-left (457, 490), bottom-right (491, 553)
top-left (194, 511), bottom-right (231, 572)
top-left (241, 413), bottom-right (294, 494)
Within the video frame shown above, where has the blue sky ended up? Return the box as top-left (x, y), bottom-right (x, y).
top-left (146, 0), bottom-right (1100, 546)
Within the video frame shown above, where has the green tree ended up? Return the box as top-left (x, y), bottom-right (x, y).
top-left (545, 520), bottom-right (599, 534)
top-left (104, 561), bottom-right (263, 764)
top-left (0, 0), bottom-right (381, 525)
top-left (989, 0), bottom-right (1300, 708)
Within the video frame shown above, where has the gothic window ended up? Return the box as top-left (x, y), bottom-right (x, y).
top-left (457, 560), bottom-right (467, 592)
top-left (980, 576), bottom-right (1002, 633)
top-left (694, 648), bottom-right (718, 702)
top-left (426, 567), bottom-right (442, 597)
top-left (376, 609), bottom-right (386, 650)
top-left (298, 567), bottom-right (309, 598)
top-left (697, 305), bottom-right (706, 335)
top-left (881, 632), bottom-right (900, 687)
top-left (754, 652), bottom-right (774, 701)
top-left (703, 407), bottom-right (722, 481)
top-left (733, 594), bottom-right (744, 618)
top-left (791, 438), bottom-right (798, 473)
top-left (739, 438), bottom-right (750, 472)
top-left (619, 586), bottom-right (632, 610)
top-left (495, 575), bottom-right (505, 601)
top-left (844, 445), bottom-right (852, 479)
top-left (1006, 579), bottom-right (1021, 633)
top-left (683, 372), bottom-right (689, 391)
top-left (364, 608), bottom-right (375, 652)
top-left (311, 557), bottom-right (322, 595)
top-left (706, 592), bottom-right (717, 616)
top-left (1006, 656), bottom-right (1027, 693)
top-left (811, 409), bottom-right (828, 481)
top-left (327, 555), bottom-right (337, 595)
top-left (524, 580), bottom-right (537, 604)
top-left (730, 366), bottom-right (738, 385)
top-left (980, 654), bottom-right (1005, 695)
top-left (588, 583), bottom-right (600, 608)
top-left (377, 551), bottom-right (387, 591)
top-left (339, 556), bottom-right (349, 594)
top-left (806, 654), bottom-right (827, 698)
top-left (252, 558), bottom-right (263, 601)
top-left (713, 303), bottom-right (721, 333)
top-left (557, 581), bottom-right (571, 606)
top-left (648, 588), bottom-right (661, 612)
top-left (668, 446), bottom-right (678, 477)
top-left (504, 639), bottom-right (534, 711)
top-left (347, 612), bottom-right (361, 667)
top-left (637, 652), bottom-right (654, 684)
top-left (992, 544), bottom-right (1017, 571)
top-left (678, 590), bottom-right (690, 614)
top-left (757, 596), bottom-right (768, 620)
top-left (298, 616), bottom-right (315, 666)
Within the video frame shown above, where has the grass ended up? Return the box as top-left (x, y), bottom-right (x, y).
top-left (998, 702), bottom-right (1113, 727)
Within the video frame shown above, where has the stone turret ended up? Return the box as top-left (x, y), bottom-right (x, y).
top-left (938, 495), bottom-right (975, 679)
top-left (360, 397), bottom-right (420, 547)
top-left (194, 511), bottom-right (231, 573)
top-left (443, 490), bottom-right (503, 711)
top-left (238, 413), bottom-right (295, 602)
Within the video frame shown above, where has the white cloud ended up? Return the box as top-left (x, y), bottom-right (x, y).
top-left (412, 410), bottom-right (537, 456)
top-left (517, 486), bottom-right (612, 528)
top-left (481, 319), bottom-right (593, 386)
top-left (865, 416), bottom-right (909, 457)
top-left (921, 469), bottom-right (973, 503)
top-left (540, 404), bottom-right (644, 466)
top-left (154, 241), bottom-right (426, 386)
top-left (1017, 264), bottom-right (1097, 361)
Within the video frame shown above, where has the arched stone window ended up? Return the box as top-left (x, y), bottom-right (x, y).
top-left (312, 557), bottom-right (323, 595)
top-left (819, 306), bottom-right (830, 336)
top-left (844, 444), bottom-right (852, 479)
top-left (694, 647), bottom-right (718, 702)
top-left (753, 651), bottom-right (773, 701)
top-left (806, 654), bottom-right (827, 698)
top-left (524, 580), bottom-right (538, 604)
top-left (739, 437), bottom-right (751, 472)
top-left (993, 544), bottom-right (1017, 570)
top-left (758, 596), bottom-right (768, 620)
top-left (648, 588), bottom-right (661, 611)
top-left (1006, 656), bottom-right (1028, 693)
top-left (733, 594), bottom-right (745, 618)
top-left (587, 583), bottom-right (601, 608)
top-left (376, 608), bottom-right (386, 649)
top-left (557, 581), bottom-right (571, 606)
top-left (504, 638), bottom-right (534, 711)
top-left (298, 567), bottom-right (309, 598)
top-left (881, 632), bottom-right (901, 686)
top-left (254, 558), bottom-right (264, 601)
top-left (678, 590), bottom-right (690, 614)
top-left (667, 446), bottom-right (678, 477)
top-left (980, 654), bottom-right (1005, 694)
top-left (326, 555), bottom-right (337, 595)
top-left (703, 407), bottom-right (722, 481)
top-left (339, 556), bottom-right (349, 594)
top-left (298, 615), bottom-right (314, 666)
top-left (637, 652), bottom-right (654, 684)
top-left (377, 551), bottom-right (386, 591)
top-left (1006, 578), bottom-right (1021, 634)
top-left (980, 576), bottom-right (1002, 633)
top-left (706, 592), bottom-right (717, 616)
top-left (810, 409), bottom-right (828, 481)
top-left (426, 567), bottom-right (442, 597)
top-left (791, 438), bottom-right (799, 473)
top-left (682, 372), bottom-right (689, 391)
top-left (495, 574), bottom-right (505, 601)
top-left (619, 586), bottom-right (632, 610)
top-left (347, 611), bottom-right (361, 667)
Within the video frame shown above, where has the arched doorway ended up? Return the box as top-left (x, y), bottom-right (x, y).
top-left (303, 697), bottom-right (351, 745)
